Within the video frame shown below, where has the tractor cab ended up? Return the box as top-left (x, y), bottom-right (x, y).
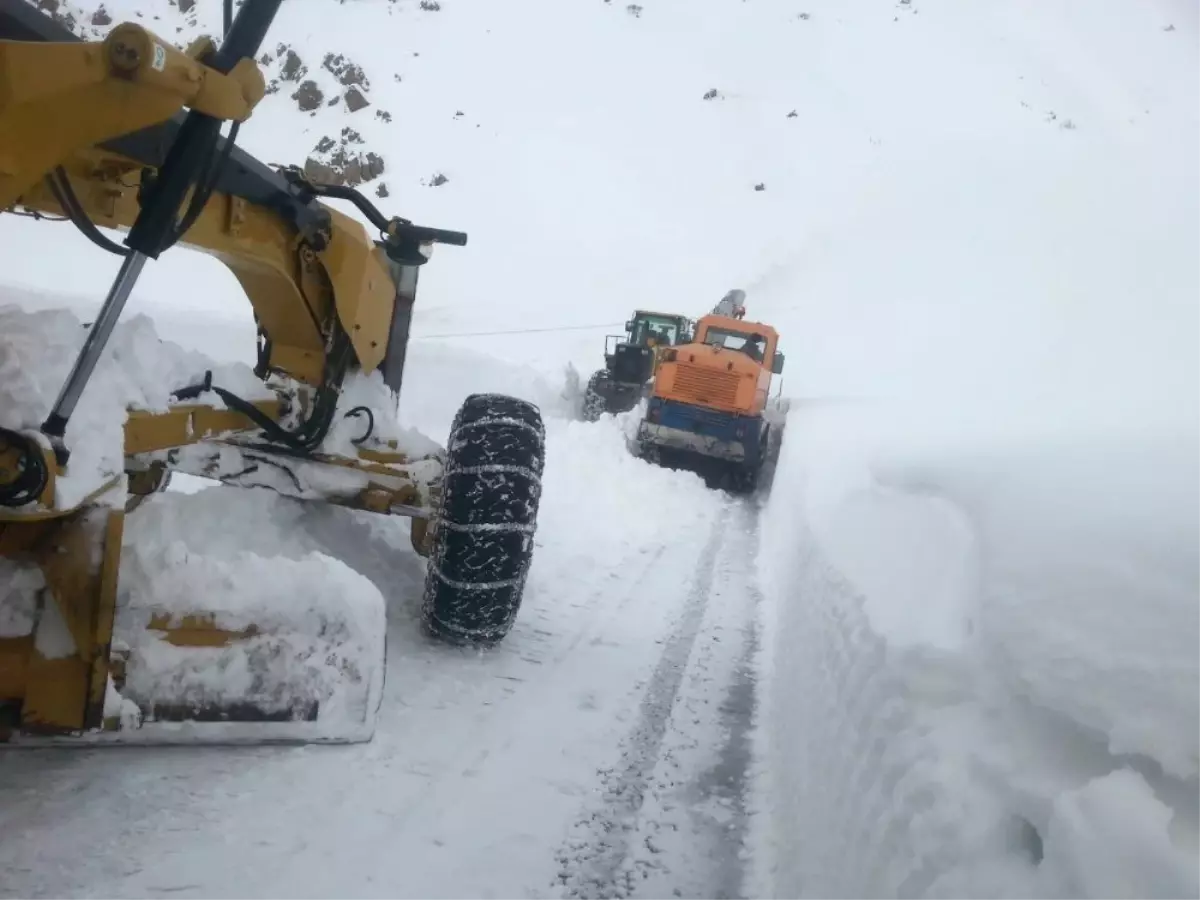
top-left (604, 310), bottom-right (692, 384)
top-left (624, 311), bottom-right (692, 349)
top-left (582, 310), bottom-right (693, 421)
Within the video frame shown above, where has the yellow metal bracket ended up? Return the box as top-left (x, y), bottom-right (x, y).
top-left (0, 22), bottom-right (265, 207)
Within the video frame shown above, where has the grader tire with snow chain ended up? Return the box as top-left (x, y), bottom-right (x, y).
top-left (421, 393), bottom-right (545, 646)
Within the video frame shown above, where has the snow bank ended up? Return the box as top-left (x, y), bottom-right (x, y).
top-left (888, 431), bottom-right (1199, 783)
top-left (539, 411), bottom-right (717, 551)
top-left (1037, 768), bottom-right (1199, 898)
top-left (398, 339), bottom-right (582, 438)
top-left (754, 418), bottom-right (985, 897)
top-left (752, 404), bottom-right (1199, 898)
top-left (0, 294), bottom-right (267, 509)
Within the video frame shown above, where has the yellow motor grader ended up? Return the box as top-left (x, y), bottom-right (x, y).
top-left (0, 0), bottom-right (545, 744)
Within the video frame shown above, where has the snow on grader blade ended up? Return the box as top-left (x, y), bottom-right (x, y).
top-left (0, 0), bottom-right (545, 744)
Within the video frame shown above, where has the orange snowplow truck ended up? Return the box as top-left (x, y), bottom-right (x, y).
top-left (634, 313), bottom-right (784, 491)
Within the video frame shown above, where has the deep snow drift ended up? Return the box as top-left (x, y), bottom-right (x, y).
top-left (754, 406), bottom-right (1198, 898)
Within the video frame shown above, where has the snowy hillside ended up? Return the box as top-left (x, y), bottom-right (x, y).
top-left (2, 0), bottom-right (1197, 897)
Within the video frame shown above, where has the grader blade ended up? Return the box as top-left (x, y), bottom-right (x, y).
top-left (0, 461), bottom-right (387, 745)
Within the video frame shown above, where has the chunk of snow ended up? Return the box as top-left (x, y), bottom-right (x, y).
top-left (1036, 769), bottom-right (1200, 899)
top-left (0, 559), bottom-right (43, 638)
top-left (33, 591), bottom-right (76, 660)
top-left (320, 368), bottom-right (442, 460)
top-left (0, 298), bottom-right (268, 510)
top-left (103, 676), bottom-right (143, 730)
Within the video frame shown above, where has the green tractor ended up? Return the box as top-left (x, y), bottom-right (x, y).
top-left (582, 310), bottom-right (693, 421)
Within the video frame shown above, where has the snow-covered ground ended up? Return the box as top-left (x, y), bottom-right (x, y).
top-left (1, 0), bottom-right (1197, 896)
top-left (0, 335), bottom-right (753, 895)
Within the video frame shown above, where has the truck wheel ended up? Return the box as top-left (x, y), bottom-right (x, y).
top-left (582, 370), bottom-right (609, 422)
top-left (727, 425), bottom-right (768, 494)
top-left (758, 421), bottom-right (783, 493)
top-left (421, 393), bottom-right (546, 646)
top-left (736, 461), bottom-right (762, 494)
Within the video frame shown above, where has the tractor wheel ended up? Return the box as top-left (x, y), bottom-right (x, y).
top-left (421, 393), bottom-right (546, 646)
top-left (582, 370), bottom-right (609, 422)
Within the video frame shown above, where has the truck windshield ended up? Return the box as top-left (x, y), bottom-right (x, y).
top-left (704, 327), bottom-right (766, 360)
top-left (631, 316), bottom-right (681, 345)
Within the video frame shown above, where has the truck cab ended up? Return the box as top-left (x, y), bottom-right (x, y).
top-left (635, 313), bottom-right (784, 489)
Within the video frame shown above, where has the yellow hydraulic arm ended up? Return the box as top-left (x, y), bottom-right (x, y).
top-left (0, 0), bottom-right (469, 491)
top-left (0, 0), bottom-right (466, 739)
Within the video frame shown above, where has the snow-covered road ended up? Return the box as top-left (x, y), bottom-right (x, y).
top-left (1, 0), bottom-right (1195, 893)
top-left (0, 418), bottom-right (766, 900)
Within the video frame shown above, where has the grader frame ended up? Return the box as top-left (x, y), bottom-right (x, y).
top-left (0, 0), bottom-right (490, 742)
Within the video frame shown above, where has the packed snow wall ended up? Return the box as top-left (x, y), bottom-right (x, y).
top-left (751, 404), bottom-right (1199, 898)
top-left (752, 406), bottom-right (981, 897)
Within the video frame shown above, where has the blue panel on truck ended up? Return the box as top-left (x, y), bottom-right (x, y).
top-left (645, 399), bottom-right (764, 463)
top-left (657, 399), bottom-right (738, 438)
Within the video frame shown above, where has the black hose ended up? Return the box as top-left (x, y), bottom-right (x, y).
top-left (46, 0), bottom-right (242, 256)
top-left (344, 406), bottom-right (375, 445)
top-left (171, 374), bottom-right (334, 453)
top-left (0, 428), bottom-right (49, 508)
top-left (167, 119), bottom-right (241, 246)
top-left (46, 168), bottom-right (131, 257)
top-left (170, 326), bottom-right (354, 454)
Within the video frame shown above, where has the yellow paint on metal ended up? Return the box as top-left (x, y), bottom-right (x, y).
top-left (0, 24), bottom-right (263, 208)
top-left (356, 446), bottom-right (413, 466)
top-left (21, 656), bottom-right (90, 734)
top-left (146, 613), bottom-right (258, 648)
top-left (85, 510), bottom-right (124, 726)
top-left (317, 212), bottom-right (397, 373)
top-left (410, 517), bottom-right (433, 557)
top-left (12, 151), bottom-right (398, 387)
top-left (0, 506), bottom-right (126, 735)
top-left (0, 430), bottom-right (56, 509)
top-left (0, 635), bottom-right (33, 702)
top-left (124, 401), bottom-right (282, 456)
top-left (315, 449), bottom-right (418, 477)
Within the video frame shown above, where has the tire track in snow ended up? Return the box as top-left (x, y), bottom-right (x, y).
top-left (0, 525), bottom-right (686, 900)
top-left (506, 542), bottom-right (671, 670)
top-left (626, 501), bottom-right (763, 900)
top-left (555, 501), bottom-right (760, 899)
